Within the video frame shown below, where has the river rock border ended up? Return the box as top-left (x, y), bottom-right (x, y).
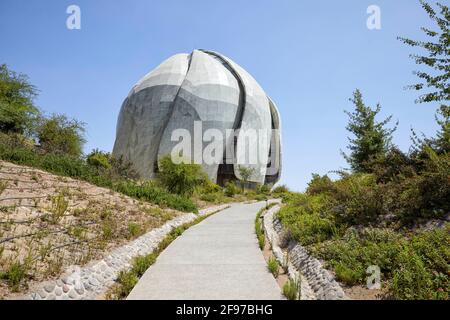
top-left (22, 204), bottom-right (230, 300)
top-left (262, 205), bottom-right (348, 300)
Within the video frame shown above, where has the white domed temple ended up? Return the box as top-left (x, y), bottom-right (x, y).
top-left (113, 50), bottom-right (281, 186)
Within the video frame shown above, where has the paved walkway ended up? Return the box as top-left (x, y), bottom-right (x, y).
top-left (127, 201), bottom-right (282, 300)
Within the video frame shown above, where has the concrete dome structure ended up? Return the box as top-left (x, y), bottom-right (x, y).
top-left (113, 50), bottom-right (281, 186)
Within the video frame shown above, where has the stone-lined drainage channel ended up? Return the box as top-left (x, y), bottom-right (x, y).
top-left (21, 204), bottom-right (230, 300)
top-left (260, 204), bottom-right (348, 300)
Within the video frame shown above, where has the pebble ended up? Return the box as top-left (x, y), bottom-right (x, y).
top-left (68, 289), bottom-right (78, 299)
top-left (75, 286), bottom-right (84, 295)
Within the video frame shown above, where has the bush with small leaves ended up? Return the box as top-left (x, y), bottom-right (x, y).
top-left (283, 278), bottom-right (300, 300)
top-left (0, 261), bottom-right (30, 292)
top-left (131, 254), bottom-right (157, 278)
top-left (114, 270), bottom-right (138, 299)
top-left (102, 221), bottom-right (114, 240)
top-left (158, 155), bottom-right (207, 196)
top-left (256, 183), bottom-right (270, 195)
top-left (255, 210), bottom-right (265, 250)
top-left (127, 222), bottom-right (142, 238)
top-left (37, 114), bottom-right (86, 158)
top-left (0, 64), bottom-right (40, 135)
top-left (87, 149), bottom-right (111, 169)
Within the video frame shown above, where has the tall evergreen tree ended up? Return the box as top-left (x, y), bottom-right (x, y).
top-left (398, 0), bottom-right (449, 153)
top-left (342, 89), bottom-right (397, 173)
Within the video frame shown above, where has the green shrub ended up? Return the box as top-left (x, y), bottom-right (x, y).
top-left (131, 254), bottom-right (157, 277)
top-left (390, 247), bottom-right (450, 300)
top-left (306, 174), bottom-right (335, 196)
top-left (272, 184), bottom-right (289, 194)
top-left (283, 278), bottom-right (300, 300)
top-left (102, 221), bottom-right (114, 240)
top-left (272, 184), bottom-right (288, 194)
top-left (267, 257), bottom-right (279, 278)
top-left (315, 229), bottom-right (404, 285)
top-left (276, 194), bottom-right (337, 246)
top-left (0, 64), bottom-right (39, 135)
top-left (253, 193), bottom-right (268, 201)
top-left (0, 261), bottom-right (29, 292)
top-left (196, 180), bottom-right (227, 203)
top-left (255, 210), bottom-right (265, 250)
top-left (257, 234), bottom-right (265, 250)
top-left (200, 179), bottom-right (221, 193)
top-left (392, 226), bottom-right (450, 300)
top-left (41, 153), bottom-right (91, 178)
top-left (369, 147), bottom-right (417, 183)
top-left (127, 222), bottom-right (142, 238)
top-left (49, 193), bottom-right (68, 224)
top-left (410, 227), bottom-right (450, 275)
top-left (113, 270), bottom-right (138, 299)
top-left (391, 248), bottom-right (433, 300)
top-left (286, 153), bottom-right (449, 230)
top-left (331, 173), bottom-right (382, 224)
top-left (333, 262), bottom-right (364, 285)
top-left (256, 183), bottom-right (270, 195)
top-left (199, 192), bottom-right (224, 203)
top-left (397, 150), bottom-right (450, 222)
top-left (113, 180), bottom-right (197, 213)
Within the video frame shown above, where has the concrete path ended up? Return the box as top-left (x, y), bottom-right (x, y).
top-left (127, 201), bottom-right (282, 300)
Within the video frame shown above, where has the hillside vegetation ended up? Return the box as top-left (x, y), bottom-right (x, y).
top-left (277, 164), bottom-right (449, 299)
top-left (276, 98), bottom-right (449, 299)
top-left (276, 1), bottom-right (449, 300)
top-left (275, 89), bottom-right (449, 299)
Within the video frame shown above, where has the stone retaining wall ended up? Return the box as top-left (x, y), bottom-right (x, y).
top-left (22, 204), bottom-right (230, 300)
top-left (262, 205), bottom-right (348, 300)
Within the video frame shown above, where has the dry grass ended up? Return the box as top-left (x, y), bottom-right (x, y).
top-left (0, 161), bottom-right (179, 298)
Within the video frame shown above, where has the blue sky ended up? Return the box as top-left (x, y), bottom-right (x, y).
top-left (0, 0), bottom-right (441, 191)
